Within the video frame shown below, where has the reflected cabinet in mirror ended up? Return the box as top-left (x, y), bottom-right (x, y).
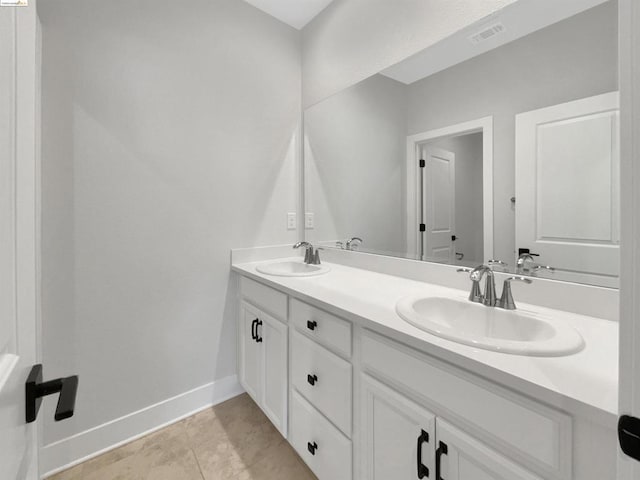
top-left (303, 0), bottom-right (619, 288)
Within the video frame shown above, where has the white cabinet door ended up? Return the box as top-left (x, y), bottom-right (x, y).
top-left (515, 92), bottom-right (620, 287)
top-left (361, 374), bottom-right (436, 480)
top-left (261, 314), bottom-right (288, 436)
top-left (239, 302), bottom-right (262, 402)
top-left (436, 419), bottom-right (542, 480)
top-left (238, 300), bottom-right (288, 437)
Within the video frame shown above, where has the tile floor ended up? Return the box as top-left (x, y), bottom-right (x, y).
top-left (48, 394), bottom-right (317, 480)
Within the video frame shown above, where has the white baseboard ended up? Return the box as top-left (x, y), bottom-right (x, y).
top-left (40, 375), bottom-right (244, 479)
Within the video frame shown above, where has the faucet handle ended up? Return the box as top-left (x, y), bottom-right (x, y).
top-left (533, 265), bottom-right (555, 273)
top-left (312, 247), bottom-right (324, 265)
top-left (457, 268), bottom-right (482, 303)
top-left (498, 276), bottom-right (533, 310)
top-left (488, 259), bottom-right (508, 269)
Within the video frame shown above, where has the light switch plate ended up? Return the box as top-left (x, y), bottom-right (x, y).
top-left (305, 213), bottom-right (314, 229)
top-left (287, 213), bottom-right (297, 230)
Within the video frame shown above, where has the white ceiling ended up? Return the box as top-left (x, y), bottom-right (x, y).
top-left (243, 0), bottom-right (336, 29)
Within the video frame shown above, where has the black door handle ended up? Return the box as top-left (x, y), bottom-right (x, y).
top-left (619, 415), bottom-right (640, 461)
top-left (251, 318), bottom-right (258, 340)
top-left (435, 441), bottom-right (448, 480)
top-left (26, 364), bottom-right (78, 423)
top-left (417, 429), bottom-right (430, 478)
top-left (307, 441), bottom-right (318, 455)
top-left (255, 320), bottom-right (263, 343)
top-left (307, 374), bottom-right (318, 386)
top-left (307, 320), bottom-right (317, 331)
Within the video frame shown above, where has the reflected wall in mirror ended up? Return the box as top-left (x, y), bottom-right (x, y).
top-left (304, 0), bottom-right (619, 288)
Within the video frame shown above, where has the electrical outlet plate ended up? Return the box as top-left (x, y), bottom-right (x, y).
top-left (287, 213), bottom-right (297, 230)
top-left (305, 213), bottom-right (314, 229)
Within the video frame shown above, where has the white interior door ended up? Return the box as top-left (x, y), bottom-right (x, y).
top-left (422, 145), bottom-right (456, 262)
top-left (515, 92), bottom-right (620, 287)
top-left (0, 3), bottom-right (40, 480)
top-left (618, 0), bottom-right (640, 478)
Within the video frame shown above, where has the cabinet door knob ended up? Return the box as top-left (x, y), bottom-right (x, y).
top-left (436, 441), bottom-right (448, 480)
top-left (307, 374), bottom-right (318, 386)
top-left (251, 319), bottom-right (258, 340)
top-left (307, 320), bottom-right (318, 331)
top-left (307, 441), bottom-right (318, 455)
top-left (417, 429), bottom-right (430, 479)
top-left (255, 320), bottom-right (263, 343)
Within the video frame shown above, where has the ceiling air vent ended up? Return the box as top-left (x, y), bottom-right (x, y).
top-left (468, 22), bottom-right (506, 45)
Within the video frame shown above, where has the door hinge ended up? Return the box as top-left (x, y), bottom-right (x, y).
top-left (419, 224), bottom-right (426, 232)
top-left (419, 159), bottom-right (425, 168)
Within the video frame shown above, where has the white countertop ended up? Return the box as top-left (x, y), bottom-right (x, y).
top-left (232, 258), bottom-right (619, 423)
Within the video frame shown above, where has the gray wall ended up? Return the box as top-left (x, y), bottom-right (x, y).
top-left (39, 0), bottom-right (300, 447)
top-left (407, 0), bottom-right (618, 264)
top-left (302, 0), bottom-right (516, 107)
top-left (305, 74), bottom-right (408, 255)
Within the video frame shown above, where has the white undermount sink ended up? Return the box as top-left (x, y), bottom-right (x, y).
top-left (256, 260), bottom-right (330, 277)
top-left (396, 296), bottom-right (584, 356)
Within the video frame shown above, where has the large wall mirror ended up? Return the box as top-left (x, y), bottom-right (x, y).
top-left (303, 0), bottom-right (619, 288)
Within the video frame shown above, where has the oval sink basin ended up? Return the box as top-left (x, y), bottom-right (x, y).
top-left (256, 260), bottom-right (330, 277)
top-left (396, 296), bottom-right (584, 356)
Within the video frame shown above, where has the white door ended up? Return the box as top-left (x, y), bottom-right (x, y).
top-left (435, 420), bottom-right (542, 480)
top-left (618, 0), bottom-right (640, 478)
top-left (261, 313), bottom-right (287, 436)
top-left (239, 302), bottom-right (261, 402)
top-left (361, 374), bottom-right (436, 480)
top-left (0, 3), bottom-right (40, 479)
top-left (515, 92), bottom-right (620, 287)
top-left (422, 146), bottom-right (456, 262)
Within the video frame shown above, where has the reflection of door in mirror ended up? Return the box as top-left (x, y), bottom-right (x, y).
top-left (420, 133), bottom-right (484, 266)
top-left (422, 146), bottom-right (455, 263)
top-left (515, 92), bottom-right (620, 287)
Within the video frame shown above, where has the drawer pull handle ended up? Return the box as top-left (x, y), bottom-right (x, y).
top-left (307, 441), bottom-right (318, 456)
top-left (307, 374), bottom-right (318, 386)
top-left (255, 320), bottom-right (263, 343)
top-left (251, 319), bottom-right (258, 340)
top-left (436, 441), bottom-right (448, 480)
top-left (307, 320), bottom-right (318, 331)
top-left (417, 429), bottom-right (430, 478)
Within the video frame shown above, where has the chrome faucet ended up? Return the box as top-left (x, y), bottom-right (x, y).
top-left (517, 253), bottom-right (555, 275)
top-left (345, 237), bottom-right (363, 250)
top-left (471, 265), bottom-right (497, 306)
top-left (459, 266), bottom-right (533, 310)
top-left (293, 242), bottom-right (322, 265)
top-left (458, 265), bottom-right (497, 306)
top-left (497, 276), bottom-right (532, 310)
top-left (516, 253), bottom-right (537, 273)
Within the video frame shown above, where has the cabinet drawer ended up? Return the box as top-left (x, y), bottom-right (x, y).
top-left (361, 330), bottom-right (572, 480)
top-left (291, 330), bottom-right (352, 437)
top-left (290, 298), bottom-right (351, 358)
top-left (290, 390), bottom-right (352, 480)
top-left (240, 276), bottom-right (287, 321)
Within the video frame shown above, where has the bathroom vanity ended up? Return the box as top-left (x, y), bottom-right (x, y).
top-left (232, 254), bottom-right (618, 480)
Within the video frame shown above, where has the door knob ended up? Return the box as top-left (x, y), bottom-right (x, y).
top-left (26, 364), bottom-right (78, 423)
